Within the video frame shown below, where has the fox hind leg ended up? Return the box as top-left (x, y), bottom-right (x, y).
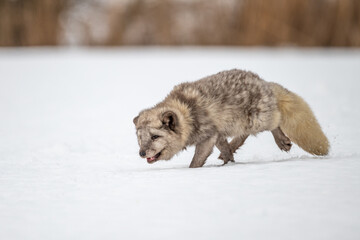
top-left (271, 127), bottom-right (292, 152)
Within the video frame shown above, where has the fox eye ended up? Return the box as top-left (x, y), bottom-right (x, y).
top-left (151, 135), bottom-right (160, 140)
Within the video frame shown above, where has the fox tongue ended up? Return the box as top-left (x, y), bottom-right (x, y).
top-left (146, 152), bottom-right (161, 163)
top-left (147, 156), bottom-right (156, 163)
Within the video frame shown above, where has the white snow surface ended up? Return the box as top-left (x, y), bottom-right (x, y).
top-left (0, 48), bottom-right (359, 240)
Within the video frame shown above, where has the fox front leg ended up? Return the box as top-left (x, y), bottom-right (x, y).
top-left (216, 136), bottom-right (234, 165)
top-left (189, 135), bottom-right (218, 168)
top-left (218, 135), bottom-right (248, 160)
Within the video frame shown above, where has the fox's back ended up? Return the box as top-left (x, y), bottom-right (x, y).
top-left (168, 69), bottom-right (280, 135)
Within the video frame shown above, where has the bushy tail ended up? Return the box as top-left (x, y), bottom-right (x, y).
top-left (271, 83), bottom-right (329, 156)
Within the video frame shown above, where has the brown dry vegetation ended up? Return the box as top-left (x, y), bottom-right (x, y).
top-left (1, 0), bottom-right (359, 47)
top-left (0, 0), bottom-right (66, 46)
top-left (234, 0), bottom-right (360, 46)
top-left (106, 0), bottom-right (360, 47)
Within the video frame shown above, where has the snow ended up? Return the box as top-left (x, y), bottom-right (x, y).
top-left (0, 47), bottom-right (359, 240)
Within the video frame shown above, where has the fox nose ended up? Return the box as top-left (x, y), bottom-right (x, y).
top-left (139, 150), bottom-right (146, 157)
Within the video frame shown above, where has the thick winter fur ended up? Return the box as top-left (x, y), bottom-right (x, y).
top-left (270, 83), bottom-right (329, 156)
top-left (133, 69), bottom-right (329, 168)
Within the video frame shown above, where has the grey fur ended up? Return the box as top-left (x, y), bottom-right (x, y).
top-left (133, 69), bottom-right (328, 167)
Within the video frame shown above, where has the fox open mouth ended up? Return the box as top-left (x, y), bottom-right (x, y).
top-left (147, 151), bottom-right (162, 164)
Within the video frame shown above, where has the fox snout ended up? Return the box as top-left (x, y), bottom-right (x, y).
top-left (139, 148), bottom-right (156, 158)
top-left (139, 150), bottom-right (146, 157)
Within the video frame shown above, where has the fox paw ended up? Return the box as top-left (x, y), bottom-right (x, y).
top-left (275, 137), bottom-right (292, 152)
top-left (218, 153), bottom-right (235, 165)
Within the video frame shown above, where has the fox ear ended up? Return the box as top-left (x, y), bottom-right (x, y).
top-left (161, 111), bottom-right (177, 131)
top-left (133, 115), bottom-right (139, 125)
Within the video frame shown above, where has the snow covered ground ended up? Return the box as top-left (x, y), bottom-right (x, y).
top-left (0, 48), bottom-right (359, 240)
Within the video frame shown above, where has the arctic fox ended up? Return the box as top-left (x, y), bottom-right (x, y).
top-left (133, 69), bottom-right (329, 168)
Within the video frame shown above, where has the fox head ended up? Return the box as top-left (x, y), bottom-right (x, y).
top-left (133, 108), bottom-right (185, 164)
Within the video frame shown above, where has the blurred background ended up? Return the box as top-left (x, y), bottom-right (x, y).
top-left (1, 0), bottom-right (359, 47)
top-left (1, 2), bottom-right (360, 240)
